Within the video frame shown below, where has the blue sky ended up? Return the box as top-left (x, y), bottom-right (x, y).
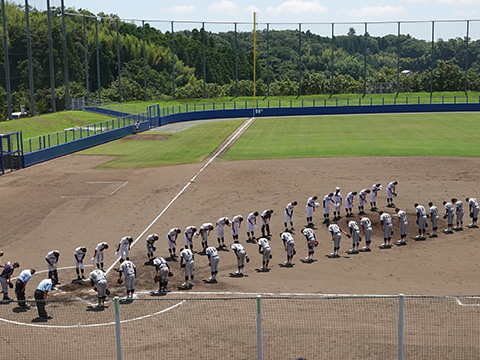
top-left (12, 0), bottom-right (480, 38)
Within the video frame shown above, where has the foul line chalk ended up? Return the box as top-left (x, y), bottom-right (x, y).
top-left (0, 300), bottom-right (185, 328)
top-left (60, 181), bottom-right (128, 198)
top-left (105, 117), bottom-right (256, 275)
top-left (455, 298), bottom-right (480, 307)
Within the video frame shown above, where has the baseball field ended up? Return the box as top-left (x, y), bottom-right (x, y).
top-left (1, 112), bottom-right (480, 359)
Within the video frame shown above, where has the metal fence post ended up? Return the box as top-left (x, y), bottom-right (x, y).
top-left (398, 294), bottom-right (404, 360)
top-left (257, 295), bottom-right (262, 360)
top-left (114, 296), bottom-right (122, 360)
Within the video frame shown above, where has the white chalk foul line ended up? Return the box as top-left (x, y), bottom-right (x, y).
top-left (60, 181), bottom-right (128, 198)
top-left (0, 300), bottom-right (185, 328)
top-left (105, 117), bottom-right (256, 275)
top-left (455, 298), bottom-right (480, 307)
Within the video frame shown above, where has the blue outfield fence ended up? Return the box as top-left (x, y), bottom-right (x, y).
top-left (11, 99), bottom-right (480, 171)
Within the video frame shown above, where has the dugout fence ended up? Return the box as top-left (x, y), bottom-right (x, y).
top-left (0, 294), bottom-right (479, 359)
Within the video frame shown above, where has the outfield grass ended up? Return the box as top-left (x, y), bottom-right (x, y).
top-left (0, 111), bottom-right (111, 139)
top-left (80, 119), bottom-right (244, 169)
top-left (223, 113), bottom-right (480, 160)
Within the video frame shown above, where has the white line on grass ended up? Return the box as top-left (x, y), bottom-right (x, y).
top-left (0, 300), bottom-right (185, 328)
top-left (105, 117), bottom-right (256, 275)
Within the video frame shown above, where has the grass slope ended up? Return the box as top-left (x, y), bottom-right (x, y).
top-left (0, 111), bottom-right (111, 139)
top-left (223, 113), bottom-right (480, 160)
top-left (80, 119), bottom-right (244, 169)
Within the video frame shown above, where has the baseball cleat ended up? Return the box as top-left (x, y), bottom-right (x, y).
top-left (444, 229), bottom-right (454, 234)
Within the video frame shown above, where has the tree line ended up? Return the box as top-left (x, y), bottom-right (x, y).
top-left (1, 2), bottom-right (480, 119)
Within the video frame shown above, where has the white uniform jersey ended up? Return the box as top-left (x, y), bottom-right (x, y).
top-left (247, 213), bottom-right (257, 225)
top-left (261, 210), bottom-right (271, 220)
top-left (416, 205), bottom-right (427, 217)
top-left (387, 182), bottom-right (396, 193)
top-left (180, 249), bottom-right (194, 263)
top-left (306, 197), bottom-right (316, 208)
top-left (200, 223), bottom-right (214, 232)
top-left (119, 260), bottom-right (136, 276)
top-left (397, 210), bottom-right (408, 223)
top-left (323, 194), bottom-right (333, 204)
top-left (185, 226), bottom-right (196, 240)
top-left (380, 213), bottom-right (392, 225)
top-left (96, 242), bottom-right (108, 252)
top-left (348, 221), bottom-right (360, 232)
top-left (146, 234), bottom-right (158, 245)
top-left (231, 242), bottom-right (245, 254)
top-left (430, 206), bottom-right (439, 217)
top-left (89, 269), bottom-right (106, 284)
top-left (217, 217), bottom-right (229, 227)
top-left (206, 246), bottom-right (219, 258)
top-left (445, 202), bottom-right (454, 213)
top-left (371, 184), bottom-right (382, 194)
top-left (258, 238), bottom-right (270, 250)
top-left (153, 257), bottom-right (168, 270)
top-left (360, 217), bottom-right (372, 230)
top-left (167, 228), bottom-right (179, 240)
top-left (469, 198), bottom-right (479, 208)
top-left (45, 251), bottom-right (59, 263)
top-left (328, 224), bottom-right (341, 234)
top-left (285, 203), bottom-right (295, 216)
top-left (74, 247), bottom-right (86, 259)
top-left (232, 215), bottom-right (243, 225)
top-left (455, 201), bottom-right (464, 212)
top-left (346, 192), bottom-right (355, 206)
top-left (359, 189), bottom-right (368, 201)
top-left (302, 228), bottom-right (316, 241)
top-left (333, 192), bottom-right (342, 204)
top-left (119, 236), bottom-right (131, 247)
top-left (280, 232), bottom-right (295, 244)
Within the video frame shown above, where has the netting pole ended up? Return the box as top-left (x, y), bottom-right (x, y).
top-left (398, 294), bottom-right (404, 360)
top-left (115, 296), bottom-right (122, 360)
top-left (257, 295), bottom-right (262, 360)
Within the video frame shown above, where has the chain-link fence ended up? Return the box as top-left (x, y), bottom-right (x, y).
top-left (1, 295), bottom-right (479, 359)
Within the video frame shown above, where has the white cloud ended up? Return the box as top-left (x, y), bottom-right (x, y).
top-left (208, 0), bottom-right (240, 15)
top-left (246, 5), bottom-right (260, 14)
top-left (346, 6), bottom-right (407, 18)
top-left (265, 0), bottom-right (327, 16)
top-left (167, 5), bottom-right (196, 14)
top-left (452, 9), bottom-right (477, 15)
top-left (402, 0), bottom-right (428, 3)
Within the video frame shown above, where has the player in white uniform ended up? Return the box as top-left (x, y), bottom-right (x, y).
top-left (118, 258), bottom-right (136, 299)
top-left (257, 237), bottom-right (272, 271)
top-left (93, 242), bottom-right (109, 272)
top-left (414, 203), bottom-right (428, 240)
top-left (231, 215), bottom-right (243, 242)
top-left (323, 193), bottom-right (334, 223)
top-left (360, 216), bottom-right (373, 251)
top-left (327, 223), bottom-right (349, 257)
top-left (305, 196), bottom-right (318, 228)
top-left (347, 220), bottom-right (361, 253)
top-left (301, 228), bottom-right (316, 261)
top-left (466, 197), bottom-right (479, 228)
top-left (230, 241), bottom-right (249, 275)
top-left (280, 232), bottom-right (296, 266)
top-left (199, 223), bottom-right (214, 251)
top-left (370, 183), bottom-right (382, 211)
top-left (284, 201), bottom-right (297, 232)
top-left (206, 246), bottom-right (220, 282)
top-left (260, 209), bottom-right (274, 238)
top-left (116, 236), bottom-right (133, 260)
top-left (443, 201), bottom-right (455, 234)
top-left (89, 269), bottom-right (108, 308)
top-left (73, 247), bottom-right (87, 280)
top-left (247, 211), bottom-right (259, 242)
top-left (146, 233), bottom-right (159, 261)
top-left (345, 191), bottom-right (357, 217)
top-left (45, 250), bottom-right (60, 284)
top-left (395, 208), bottom-right (408, 245)
top-left (154, 257), bottom-right (172, 293)
top-left (333, 187), bottom-right (342, 221)
top-left (428, 202), bottom-right (439, 237)
top-left (452, 198), bottom-right (464, 231)
top-left (216, 217), bottom-right (230, 248)
top-left (184, 226), bottom-right (197, 250)
top-left (358, 189), bottom-right (371, 215)
top-left (166, 228), bottom-right (181, 257)
top-left (179, 248), bottom-right (194, 288)
top-left (379, 211), bottom-right (393, 247)
top-left (386, 181), bottom-right (398, 208)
